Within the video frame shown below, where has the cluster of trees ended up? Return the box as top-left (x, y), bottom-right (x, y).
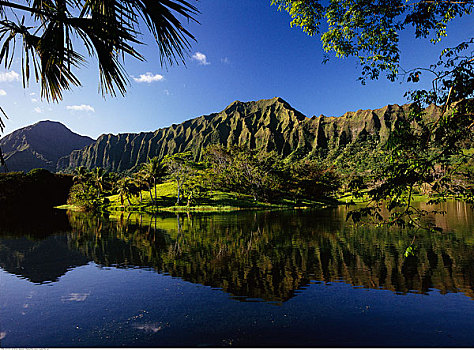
top-left (204, 145), bottom-right (340, 203)
top-left (0, 168), bottom-right (72, 211)
top-left (68, 145), bottom-right (341, 211)
top-left (68, 167), bottom-right (116, 210)
top-left (68, 162), bottom-right (166, 210)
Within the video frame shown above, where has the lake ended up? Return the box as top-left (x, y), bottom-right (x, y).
top-left (0, 202), bottom-right (473, 347)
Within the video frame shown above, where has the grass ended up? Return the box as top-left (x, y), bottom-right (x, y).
top-left (55, 204), bottom-right (84, 211)
top-left (105, 181), bottom-right (332, 213)
top-left (337, 192), bottom-right (370, 204)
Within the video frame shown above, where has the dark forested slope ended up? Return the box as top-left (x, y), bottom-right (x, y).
top-left (0, 120), bottom-right (95, 172)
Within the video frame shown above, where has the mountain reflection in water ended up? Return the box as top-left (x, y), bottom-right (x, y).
top-left (0, 202), bottom-right (473, 302)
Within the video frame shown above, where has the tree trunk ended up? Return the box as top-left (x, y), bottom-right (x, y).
top-left (148, 185), bottom-right (154, 205)
top-left (176, 183), bottom-right (181, 205)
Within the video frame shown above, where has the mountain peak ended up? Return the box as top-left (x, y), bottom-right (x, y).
top-left (270, 96), bottom-right (289, 104)
top-left (33, 120), bottom-right (68, 127)
top-left (224, 97), bottom-right (294, 112)
top-left (34, 119), bottom-right (63, 125)
top-left (0, 120), bottom-right (95, 172)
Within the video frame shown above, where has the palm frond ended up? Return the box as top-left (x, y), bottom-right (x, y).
top-left (134, 0), bottom-right (199, 66)
top-left (0, 0), bottom-right (199, 101)
top-left (69, 15), bottom-right (142, 96)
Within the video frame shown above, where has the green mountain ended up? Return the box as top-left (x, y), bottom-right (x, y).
top-left (0, 120), bottom-right (95, 172)
top-left (58, 97), bottom-right (443, 172)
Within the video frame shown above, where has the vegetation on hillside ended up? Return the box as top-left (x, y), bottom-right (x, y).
top-left (66, 145), bottom-right (341, 212)
top-left (58, 99), bottom-right (447, 173)
top-left (65, 135), bottom-right (473, 219)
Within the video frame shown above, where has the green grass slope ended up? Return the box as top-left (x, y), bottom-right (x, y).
top-left (105, 181), bottom-right (331, 213)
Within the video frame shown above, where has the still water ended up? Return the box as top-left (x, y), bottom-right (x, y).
top-left (0, 202), bottom-right (473, 347)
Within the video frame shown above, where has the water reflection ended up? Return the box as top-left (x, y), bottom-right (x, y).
top-left (0, 202), bottom-right (473, 302)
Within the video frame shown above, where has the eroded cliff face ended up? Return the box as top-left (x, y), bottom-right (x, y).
top-left (57, 97), bottom-right (442, 172)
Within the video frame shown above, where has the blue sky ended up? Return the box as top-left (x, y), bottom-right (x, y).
top-left (0, 0), bottom-right (472, 139)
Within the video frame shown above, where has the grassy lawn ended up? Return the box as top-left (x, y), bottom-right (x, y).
top-left (105, 181), bottom-right (331, 213)
top-left (337, 192), bottom-right (370, 204)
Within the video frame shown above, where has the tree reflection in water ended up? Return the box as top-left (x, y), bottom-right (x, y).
top-left (66, 204), bottom-right (474, 302)
top-left (0, 203), bottom-right (472, 302)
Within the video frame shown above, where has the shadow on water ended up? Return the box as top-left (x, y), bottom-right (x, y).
top-left (0, 202), bottom-right (473, 301)
top-left (0, 208), bottom-right (71, 237)
top-left (0, 209), bottom-right (89, 283)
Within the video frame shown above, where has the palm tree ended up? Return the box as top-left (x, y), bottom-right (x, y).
top-left (137, 169), bottom-right (154, 205)
top-left (91, 167), bottom-right (107, 198)
top-left (132, 172), bottom-right (148, 204)
top-left (0, 0), bottom-right (199, 102)
top-left (73, 166), bottom-right (91, 185)
top-left (140, 157), bottom-right (167, 205)
top-left (116, 177), bottom-right (134, 206)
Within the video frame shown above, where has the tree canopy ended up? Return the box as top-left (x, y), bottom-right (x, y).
top-left (271, 0), bottom-right (473, 81)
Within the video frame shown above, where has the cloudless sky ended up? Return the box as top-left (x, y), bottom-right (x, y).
top-left (0, 0), bottom-right (472, 139)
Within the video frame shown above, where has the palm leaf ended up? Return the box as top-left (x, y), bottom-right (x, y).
top-left (133, 0), bottom-right (199, 66)
top-left (0, 0), bottom-right (199, 101)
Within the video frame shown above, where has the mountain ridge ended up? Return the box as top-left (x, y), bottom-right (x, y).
top-left (58, 97), bottom-right (441, 172)
top-left (1, 98), bottom-right (444, 173)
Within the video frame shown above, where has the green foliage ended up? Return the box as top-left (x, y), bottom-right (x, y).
top-left (99, 145), bottom-right (339, 212)
top-left (272, 0), bottom-right (473, 82)
top-left (282, 158), bottom-right (341, 202)
top-left (181, 168), bottom-right (208, 206)
top-left (163, 151), bottom-right (197, 205)
top-left (204, 145), bottom-right (283, 201)
top-left (345, 40), bottom-right (474, 231)
top-left (404, 245), bottom-right (416, 258)
top-left (138, 157), bottom-right (168, 205)
top-left (115, 177), bottom-right (139, 206)
top-left (68, 182), bottom-right (105, 211)
top-left (275, 1), bottom-right (473, 230)
top-left (67, 166), bottom-right (116, 211)
top-left (204, 145), bottom-right (340, 202)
